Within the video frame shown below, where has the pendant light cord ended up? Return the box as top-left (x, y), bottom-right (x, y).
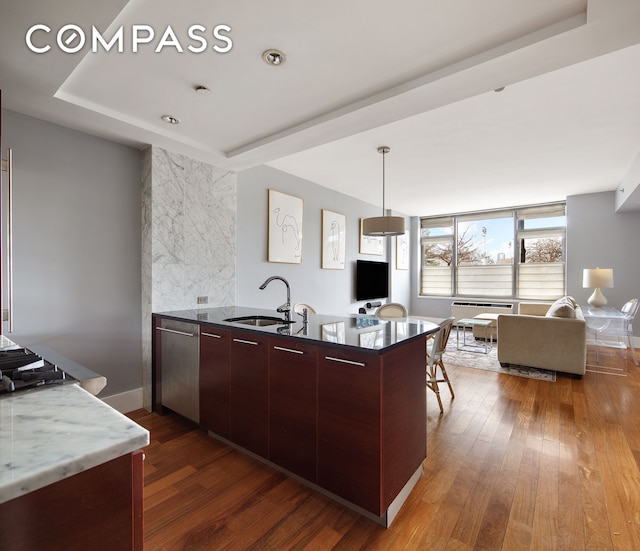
top-left (382, 149), bottom-right (386, 215)
top-left (378, 145), bottom-right (390, 216)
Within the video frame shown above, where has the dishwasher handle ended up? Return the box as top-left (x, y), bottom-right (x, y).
top-left (156, 326), bottom-right (196, 338)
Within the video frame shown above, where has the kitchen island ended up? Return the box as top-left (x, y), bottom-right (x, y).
top-left (153, 306), bottom-right (439, 526)
top-left (0, 360), bottom-right (149, 550)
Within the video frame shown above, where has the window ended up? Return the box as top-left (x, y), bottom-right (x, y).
top-left (457, 211), bottom-right (513, 298)
top-left (420, 203), bottom-right (566, 300)
top-left (515, 204), bottom-right (566, 300)
top-left (421, 217), bottom-right (453, 296)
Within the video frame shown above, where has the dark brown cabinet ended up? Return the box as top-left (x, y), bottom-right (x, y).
top-left (316, 337), bottom-right (427, 516)
top-left (269, 339), bottom-right (318, 482)
top-left (0, 451), bottom-right (144, 551)
top-left (200, 327), bottom-right (231, 437)
top-left (229, 330), bottom-right (269, 456)
top-left (317, 348), bottom-right (382, 514)
top-left (154, 312), bottom-right (430, 524)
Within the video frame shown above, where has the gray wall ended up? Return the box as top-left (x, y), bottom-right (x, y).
top-left (567, 191), bottom-right (640, 331)
top-left (1, 110), bottom-right (142, 395)
top-left (409, 192), bottom-right (640, 337)
top-left (237, 165), bottom-right (410, 315)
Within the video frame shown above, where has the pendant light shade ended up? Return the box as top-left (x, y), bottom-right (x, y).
top-left (362, 215), bottom-right (405, 236)
top-left (362, 146), bottom-right (405, 237)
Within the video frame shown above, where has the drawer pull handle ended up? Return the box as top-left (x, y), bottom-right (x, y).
top-left (273, 346), bottom-right (304, 355)
top-left (156, 327), bottom-right (195, 337)
top-left (201, 332), bottom-right (222, 339)
top-left (233, 338), bottom-right (258, 346)
top-left (325, 356), bottom-right (365, 367)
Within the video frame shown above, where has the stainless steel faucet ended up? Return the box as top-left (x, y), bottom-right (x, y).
top-left (259, 276), bottom-right (291, 321)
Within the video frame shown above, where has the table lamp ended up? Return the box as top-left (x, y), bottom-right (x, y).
top-left (583, 268), bottom-right (614, 307)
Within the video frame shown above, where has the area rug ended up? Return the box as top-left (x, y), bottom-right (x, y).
top-left (444, 331), bottom-right (556, 382)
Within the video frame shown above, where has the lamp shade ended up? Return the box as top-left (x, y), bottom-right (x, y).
top-left (582, 268), bottom-right (614, 289)
top-left (362, 215), bottom-right (405, 236)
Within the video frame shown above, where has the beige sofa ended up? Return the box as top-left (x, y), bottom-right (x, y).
top-left (497, 299), bottom-right (586, 377)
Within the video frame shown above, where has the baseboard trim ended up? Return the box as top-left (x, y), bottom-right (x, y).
top-left (101, 387), bottom-right (144, 414)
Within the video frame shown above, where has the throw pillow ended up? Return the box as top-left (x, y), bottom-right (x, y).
top-left (566, 295), bottom-right (578, 308)
top-left (546, 296), bottom-right (576, 319)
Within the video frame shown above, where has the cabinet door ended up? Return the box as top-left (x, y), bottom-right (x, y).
top-left (229, 330), bottom-right (269, 457)
top-left (269, 339), bottom-right (318, 482)
top-left (0, 451), bottom-right (143, 551)
top-left (200, 326), bottom-right (230, 437)
top-left (317, 348), bottom-right (381, 515)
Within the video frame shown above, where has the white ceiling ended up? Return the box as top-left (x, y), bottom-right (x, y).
top-left (1, 0), bottom-right (640, 215)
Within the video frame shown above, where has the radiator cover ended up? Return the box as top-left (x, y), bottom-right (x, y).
top-left (450, 301), bottom-right (513, 321)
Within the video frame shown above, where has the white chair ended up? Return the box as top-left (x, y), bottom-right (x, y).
top-left (621, 299), bottom-right (639, 365)
top-left (293, 303), bottom-right (316, 315)
top-left (593, 298), bottom-right (638, 366)
top-left (374, 303), bottom-right (407, 318)
top-left (426, 317), bottom-right (455, 413)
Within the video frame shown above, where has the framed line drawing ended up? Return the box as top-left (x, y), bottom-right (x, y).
top-left (359, 218), bottom-right (384, 256)
top-left (396, 232), bottom-right (409, 270)
top-left (322, 210), bottom-right (346, 269)
top-left (268, 189), bottom-right (303, 264)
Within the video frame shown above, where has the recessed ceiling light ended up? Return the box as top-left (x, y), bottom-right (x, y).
top-left (262, 49), bottom-right (286, 66)
top-left (161, 115), bottom-right (180, 124)
top-left (195, 85), bottom-right (211, 95)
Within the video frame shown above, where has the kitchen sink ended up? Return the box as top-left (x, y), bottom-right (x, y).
top-left (223, 315), bottom-right (295, 326)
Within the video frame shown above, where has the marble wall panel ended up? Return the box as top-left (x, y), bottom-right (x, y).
top-left (141, 146), bottom-right (237, 409)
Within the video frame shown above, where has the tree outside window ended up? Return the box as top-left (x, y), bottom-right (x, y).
top-left (420, 203), bottom-right (566, 299)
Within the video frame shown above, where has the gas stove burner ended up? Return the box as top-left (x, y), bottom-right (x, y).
top-left (0, 348), bottom-right (75, 395)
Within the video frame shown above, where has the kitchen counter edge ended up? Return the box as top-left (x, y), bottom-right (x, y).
top-left (0, 384), bottom-right (150, 504)
top-left (153, 306), bottom-right (441, 352)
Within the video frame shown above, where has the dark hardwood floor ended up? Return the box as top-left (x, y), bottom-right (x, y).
top-left (129, 344), bottom-right (640, 550)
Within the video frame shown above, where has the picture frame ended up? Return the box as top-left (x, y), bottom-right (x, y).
top-left (322, 209), bottom-right (346, 269)
top-left (396, 232), bottom-right (409, 270)
top-left (268, 189), bottom-right (303, 264)
top-left (359, 218), bottom-right (384, 255)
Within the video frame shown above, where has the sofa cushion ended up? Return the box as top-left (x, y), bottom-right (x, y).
top-left (546, 296), bottom-right (576, 319)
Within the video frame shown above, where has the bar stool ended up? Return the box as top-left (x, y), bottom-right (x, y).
top-left (426, 317), bottom-right (456, 413)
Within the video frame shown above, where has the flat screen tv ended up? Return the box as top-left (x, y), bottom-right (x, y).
top-left (356, 259), bottom-right (389, 301)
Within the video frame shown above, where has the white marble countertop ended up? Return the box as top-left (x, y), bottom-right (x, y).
top-left (0, 384), bottom-right (149, 504)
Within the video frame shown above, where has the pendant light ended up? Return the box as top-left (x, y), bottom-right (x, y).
top-left (362, 146), bottom-right (405, 236)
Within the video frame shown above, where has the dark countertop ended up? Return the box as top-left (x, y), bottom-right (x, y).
top-left (154, 306), bottom-right (441, 353)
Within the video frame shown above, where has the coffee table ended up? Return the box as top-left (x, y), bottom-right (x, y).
top-left (455, 318), bottom-right (494, 354)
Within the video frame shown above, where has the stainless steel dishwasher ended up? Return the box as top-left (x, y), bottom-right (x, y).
top-left (157, 318), bottom-right (200, 422)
